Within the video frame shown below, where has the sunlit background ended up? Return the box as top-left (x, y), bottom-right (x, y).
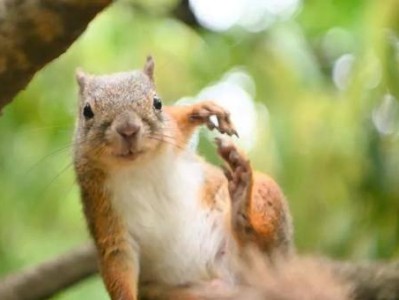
top-left (1, 0), bottom-right (399, 298)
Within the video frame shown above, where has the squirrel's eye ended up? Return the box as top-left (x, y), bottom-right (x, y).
top-left (153, 96), bottom-right (162, 110)
top-left (83, 103), bottom-right (94, 119)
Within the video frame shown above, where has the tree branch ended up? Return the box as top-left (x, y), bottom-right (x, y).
top-left (1, 242), bottom-right (399, 300)
top-left (0, 243), bottom-right (98, 300)
top-left (0, 0), bottom-right (113, 112)
top-left (171, 0), bottom-right (200, 29)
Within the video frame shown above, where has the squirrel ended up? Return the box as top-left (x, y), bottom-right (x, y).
top-left (73, 56), bottom-right (293, 300)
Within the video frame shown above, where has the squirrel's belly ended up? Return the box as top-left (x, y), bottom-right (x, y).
top-left (108, 152), bottom-right (230, 285)
top-left (115, 179), bottom-right (227, 285)
top-left (136, 206), bottom-right (227, 285)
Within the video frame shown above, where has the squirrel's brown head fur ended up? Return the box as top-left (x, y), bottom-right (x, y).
top-left (74, 56), bottom-right (166, 168)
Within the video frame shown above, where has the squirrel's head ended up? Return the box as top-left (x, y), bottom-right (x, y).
top-left (74, 56), bottom-right (166, 167)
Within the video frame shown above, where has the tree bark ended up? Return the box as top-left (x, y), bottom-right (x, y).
top-left (0, 243), bottom-right (97, 300)
top-left (0, 0), bottom-right (112, 112)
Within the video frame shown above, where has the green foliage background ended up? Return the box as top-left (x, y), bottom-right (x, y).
top-left (1, 0), bottom-right (399, 298)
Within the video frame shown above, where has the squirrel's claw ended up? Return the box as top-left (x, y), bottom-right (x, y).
top-left (190, 101), bottom-right (239, 138)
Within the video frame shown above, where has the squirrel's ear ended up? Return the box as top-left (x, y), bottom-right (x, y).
top-left (143, 55), bottom-right (154, 80)
top-left (76, 68), bottom-right (87, 91)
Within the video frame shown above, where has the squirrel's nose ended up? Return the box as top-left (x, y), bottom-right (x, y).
top-left (116, 123), bottom-right (140, 141)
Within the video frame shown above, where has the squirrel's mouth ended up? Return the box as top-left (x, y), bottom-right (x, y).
top-left (113, 150), bottom-right (143, 160)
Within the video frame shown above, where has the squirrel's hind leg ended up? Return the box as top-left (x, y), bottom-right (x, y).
top-left (215, 138), bottom-right (293, 255)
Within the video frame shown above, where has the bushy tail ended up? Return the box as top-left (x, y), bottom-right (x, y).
top-left (186, 249), bottom-right (399, 300)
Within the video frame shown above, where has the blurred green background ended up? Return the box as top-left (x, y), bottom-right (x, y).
top-left (1, 0), bottom-right (399, 298)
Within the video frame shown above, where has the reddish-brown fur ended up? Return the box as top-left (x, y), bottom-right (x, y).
top-left (74, 58), bottom-right (292, 300)
top-left (166, 103), bottom-right (292, 254)
top-left (75, 166), bottom-right (138, 299)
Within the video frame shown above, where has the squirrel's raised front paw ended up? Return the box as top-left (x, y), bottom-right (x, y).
top-left (215, 138), bottom-right (254, 238)
top-left (189, 101), bottom-right (238, 137)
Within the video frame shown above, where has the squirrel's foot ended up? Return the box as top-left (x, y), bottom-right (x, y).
top-left (189, 101), bottom-right (238, 137)
top-left (215, 138), bottom-right (255, 243)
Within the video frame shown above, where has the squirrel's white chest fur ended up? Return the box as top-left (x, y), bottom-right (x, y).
top-left (107, 148), bottom-right (228, 285)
